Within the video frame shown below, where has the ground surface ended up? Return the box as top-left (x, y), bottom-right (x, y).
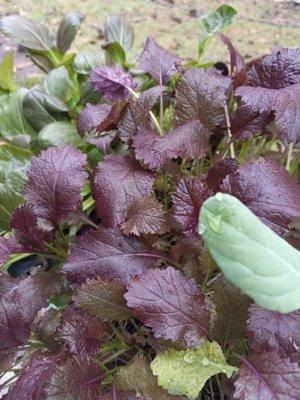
top-left (0, 0), bottom-right (300, 63)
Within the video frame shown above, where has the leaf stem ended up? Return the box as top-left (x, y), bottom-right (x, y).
top-left (126, 87), bottom-right (163, 137)
top-left (223, 100), bottom-right (235, 159)
top-left (285, 142), bottom-right (294, 172)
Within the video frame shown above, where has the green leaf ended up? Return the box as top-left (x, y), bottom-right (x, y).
top-left (23, 88), bottom-right (69, 132)
top-left (38, 121), bottom-right (83, 148)
top-left (0, 51), bottom-right (17, 92)
top-left (0, 15), bottom-right (53, 52)
top-left (116, 354), bottom-right (176, 400)
top-left (102, 41), bottom-right (126, 66)
top-left (73, 51), bottom-right (102, 75)
top-left (105, 15), bottom-right (134, 51)
top-left (0, 88), bottom-right (36, 142)
top-left (56, 10), bottom-right (85, 54)
top-left (42, 66), bottom-right (70, 101)
top-left (0, 143), bottom-right (32, 231)
top-left (199, 193), bottom-right (300, 313)
top-left (198, 5), bottom-right (237, 57)
top-left (151, 341), bottom-right (237, 400)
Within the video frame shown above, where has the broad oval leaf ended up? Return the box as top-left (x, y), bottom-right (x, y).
top-left (38, 121), bottom-right (83, 148)
top-left (0, 15), bottom-right (53, 52)
top-left (151, 341), bottom-right (238, 400)
top-left (42, 66), bottom-right (70, 101)
top-left (199, 193), bottom-right (300, 313)
top-left (105, 15), bottom-right (134, 51)
top-left (24, 145), bottom-right (88, 223)
top-left (23, 89), bottom-right (69, 132)
top-left (73, 50), bottom-right (102, 75)
top-left (0, 88), bottom-right (36, 142)
top-left (57, 11), bottom-right (85, 54)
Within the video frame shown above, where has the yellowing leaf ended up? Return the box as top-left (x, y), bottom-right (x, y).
top-left (151, 341), bottom-right (238, 400)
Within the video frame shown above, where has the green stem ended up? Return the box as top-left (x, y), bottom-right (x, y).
top-left (285, 142), bottom-right (294, 172)
top-left (58, 225), bottom-right (69, 249)
top-left (43, 242), bottom-right (67, 259)
top-left (126, 87), bottom-right (163, 137)
top-left (223, 100), bottom-right (235, 159)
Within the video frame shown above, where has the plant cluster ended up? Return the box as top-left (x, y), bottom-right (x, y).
top-left (0, 5), bottom-right (299, 400)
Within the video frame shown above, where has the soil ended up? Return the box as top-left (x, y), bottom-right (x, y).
top-left (0, 0), bottom-right (299, 66)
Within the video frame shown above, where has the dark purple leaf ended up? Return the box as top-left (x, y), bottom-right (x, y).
top-left (92, 155), bottom-right (154, 227)
top-left (231, 106), bottom-right (272, 140)
top-left (138, 37), bottom-right (181, 84)
top-left (121, 197), bottom-right (169, 236)
top-left (32, 307), bottom-right (62, 349)
top-left (171, 178), bottom-right (212, 237)
top-left (236, 84), bottom-right (300, 145)
top-left (4, 271), bottom-right (61, 322)
top-left (5, 352), bottom-right (61, 400)
top-left (90, 65), bottom-right (136, 101)
top-left (10, 203), bottom-right (53, 244)
top-left (63, 227), bottom-right (163, 284)
top-left (59, 307), bottom-right (105, 356)
top-left (0, 236), bottom-right (25, 266)
top-left (247, 48), bottom-right (300, 89)
top-left (133, 120), bottom-right (210, 169)
top-left (206, 158), bottom-right (238, 192)
top-left (88, 131), bottom-right (118, 153)
top-left (221, 159), bottom-right (300, 235)
top-left (24, 145), bottom-right (88, 223)
top-left (125, 266), bottom-right (212, 346)
top-left (175, 68), bottom-right (226, 130)
top-left (119, 86), bottom-right (166, 143)
top-left (0, 273), bottom-right (20, 298)
top-left (247, 304), bottom-right (300, 350)
top-left (76, 100), bottom-right (127, 136)
top-left (220, 33), bottom-right (245, 74)
top-left (44, 356), bottom-right (102, 400)
top-left (234, 351), bottom-right (300, 400)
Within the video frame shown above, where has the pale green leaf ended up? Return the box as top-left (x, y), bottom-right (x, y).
top-left (0, 143), bottom-right (32, 230)
top-left (73, 51), bottom-right (102, 75)
top-left (105, 15), bottom-right (134, 51)
top-left (38, 121), bottom-right (83, 148)
top-left (42, 66), bottom-right (70, 101)
top-left (0, 88), bottom-right (36, 142)
top-left (199, 193), bottom-right (300, 313)
top-left (0, 51), bottom-right (17, 92)
top-left (198, 5), bottom-right (237, 57)
top-left (151, 341), bottom-right (237, 400)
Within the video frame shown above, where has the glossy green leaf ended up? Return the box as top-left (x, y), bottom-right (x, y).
top-left (23, 89), bottom-right (69, 132)
top-left (105, 15), bottom-right (134, 51)
top-left (103, 41), bottom-right (126, 66)
top-left (38, 121), bottom-right (83, 148)
top-left (0, 15), bottom-right (53, 52)
top-left (73, 51), bottom-right (102, 75)
top-left (199, 193), bottom-right (300, 313)
top-left (0, 51), bottom-right (17, 92)
top-left (151, 341), bottom-right (237, 400)
top-left (56, 11), bottom-right (85, 54)
top-left (42, 66), bottom-right (70, 101)
top-left (0, 143), bottom-right (32, 230)
top-left (0, 88), bottom-right (36, 142)
top-left (198, 5), bottom-right (237, 57)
